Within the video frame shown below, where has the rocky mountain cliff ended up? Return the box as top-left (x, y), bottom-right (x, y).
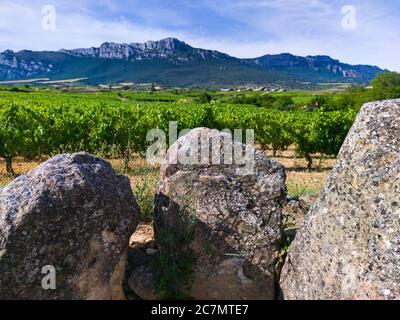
top-left (0, 50), bottom-right (54, 80)
top-left (0, 38), bottom-right (386, 88)
top-left (60, 38), bottom-right (232, 63)
top-left (243, 53), bottom-right (382, 82)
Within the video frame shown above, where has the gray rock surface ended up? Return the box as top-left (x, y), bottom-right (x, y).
top-left (154, 128), bottom-right (287, 300)
top-left (282, 197), bottom-right (310, 230)
top-left (280, 99), bottom-right (400, 300)
top-left (0, 153), bottom-right (140, 300)
top-left (61, 38), bottom-right (227, 62)
top-left (127, 265), bottom-right (157, 300)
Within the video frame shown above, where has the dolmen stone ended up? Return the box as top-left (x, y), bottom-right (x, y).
top-left (280, 99), bottom-right (400, 300)
top-left (154, 128), bottom-right (287, 299)
top-left (0, 153), bottom-right (140, 300)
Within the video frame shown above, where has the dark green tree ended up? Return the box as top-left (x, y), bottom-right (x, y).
top-left (371, 72), bottom-right (400, 100)
top-left (198, 92), bottom-right (212, 103)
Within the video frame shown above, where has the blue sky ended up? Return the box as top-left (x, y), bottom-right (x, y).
top-left (0, 0), bottom-right (399, 70)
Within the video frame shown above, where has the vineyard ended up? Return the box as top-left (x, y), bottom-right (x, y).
top-left (0, 87), bottom-right (361, 176)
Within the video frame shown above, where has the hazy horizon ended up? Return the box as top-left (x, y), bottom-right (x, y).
top-left (0, 0), bottom-right (399, 71)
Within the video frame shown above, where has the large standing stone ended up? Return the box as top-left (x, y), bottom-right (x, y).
top-left (155, 128), bottom-right (287, 300)
top-left (280, 99), bottom-right (400, 300)
top-left (0, 153), bottom-right (140, 300)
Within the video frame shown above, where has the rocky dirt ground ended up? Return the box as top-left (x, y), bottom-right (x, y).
top-left (0, 148), bottom-right (333, 247)
top-left (0, 148), bottom-right (336, 223)
top-left (0, 148), bottom-right (335, 195)
top-left (0, 149), bottom-right (334, 227)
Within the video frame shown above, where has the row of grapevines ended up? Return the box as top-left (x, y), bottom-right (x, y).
top-left (0, 91), bottom-right (356, 175)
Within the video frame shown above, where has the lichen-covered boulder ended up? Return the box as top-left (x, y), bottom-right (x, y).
top-left (127, 265), bottom-right (157, 300)
top-left (0, 153), bottom-right (140, 300)
top-left (280, 99), bottom-right (400, 300)
top-left (282, 197), bottom-right (310, 230)
top-left (154, 128), bottom-right (287, 300)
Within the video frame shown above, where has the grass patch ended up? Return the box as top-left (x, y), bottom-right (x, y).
top-left (286, 183), bottom-right (323, 198)
top-left (110, 157), bottom-right (159, 223)
top-left (152, 197), bottom-right (197, 300)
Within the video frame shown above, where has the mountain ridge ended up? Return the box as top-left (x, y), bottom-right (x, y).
top-left (0, 38), bottom-right (387, 88)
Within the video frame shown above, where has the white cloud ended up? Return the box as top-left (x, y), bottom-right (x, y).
top-left (0, 1), bottom-right (184, 51)
top-left (0, 0), bottom-right (398, 71)
top-left (197, 0), bottom-right (400, 71)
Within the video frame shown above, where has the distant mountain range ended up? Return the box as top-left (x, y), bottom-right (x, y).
top-left (0, 38), bottom-right (387, 89)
